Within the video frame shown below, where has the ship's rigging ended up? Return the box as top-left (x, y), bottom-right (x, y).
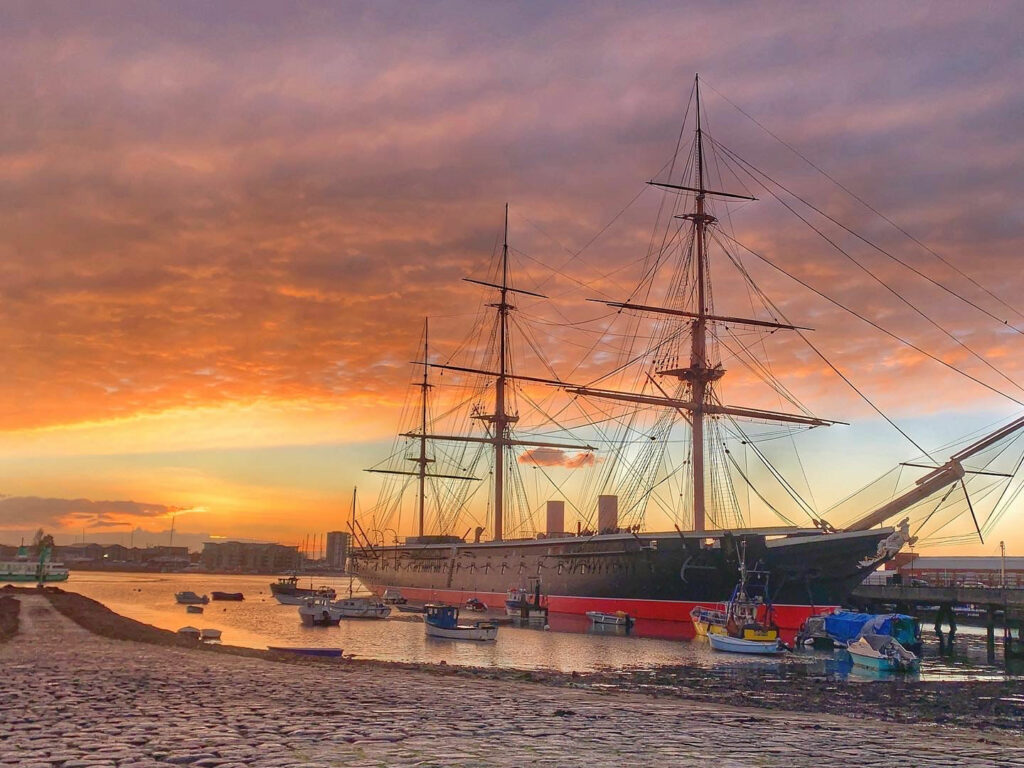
top-left (361, 75), bottom-right (1024, 552)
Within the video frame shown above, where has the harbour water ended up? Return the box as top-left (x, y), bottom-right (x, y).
top-left (66, 571), bottom-right (1023, 682)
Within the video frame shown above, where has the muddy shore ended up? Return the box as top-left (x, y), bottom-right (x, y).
top-left (6, 584), bottom-right (1022, 733)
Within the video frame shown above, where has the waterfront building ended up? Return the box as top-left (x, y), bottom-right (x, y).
top-left (325, 531), bottom-right (350, 571)
top-left (200, 541), bottom-right (299, 573)
top-left (887, 554), bottom-right (1024, 588)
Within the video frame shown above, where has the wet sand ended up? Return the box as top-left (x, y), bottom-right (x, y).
top-left (0, 587), bottom-right (1021, 766)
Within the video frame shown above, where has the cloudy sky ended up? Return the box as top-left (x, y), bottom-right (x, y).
top-left (0, 1), bottom-right (1022, 554)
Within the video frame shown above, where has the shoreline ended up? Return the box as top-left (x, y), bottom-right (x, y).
top-left (5, 584), bottom-right (1023, 734)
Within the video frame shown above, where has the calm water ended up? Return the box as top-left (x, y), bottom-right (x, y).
top-left (64, 571), bottom-right (1022, 682)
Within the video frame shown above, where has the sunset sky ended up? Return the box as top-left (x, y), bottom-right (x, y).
top-left (1, 2), bottom-right (1023, 556)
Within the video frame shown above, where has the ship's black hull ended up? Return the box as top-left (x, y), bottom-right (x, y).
top-left (349, 527), bottom-right (894, 628)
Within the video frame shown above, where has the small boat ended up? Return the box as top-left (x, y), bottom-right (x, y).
top-left (200, 628), bottom-right (222, 641)
top-left (332, 596), bottom-right (391, 619)
top-left (703, 542), bottom-right (786, 655)
top-left (708, 632), bottom-right (785, 655)
top-left (298, 597), bottom-right (344, 626)
top-left (175, 591), bottom-right (209, 605)
top-left (382, 588), bottom-right (407, 605)
top-left (846, 634), bottom-right (920, 672)
top-left (424, 604), bottom-right (498, 641)
top-left (176, 626), bottom-right (201, 639)
top-left (689, 605), bottom-right (727, 637)
top-left (210, 591), bottom-right (245, 601)
top-left (464, 597), bottom-right (487, 612)
top-left (586, 610), bottom-right (632, 626)
top-left (271, 575), bottom-right (336, 605)
top-left (267, 646), bottom-right (345, 658)
top-left (185, 605), bottom-right (204, 614)
top-left (798, 610), bottom-right (922, 652)
top-left (504, 579), bottom-right (549, 620)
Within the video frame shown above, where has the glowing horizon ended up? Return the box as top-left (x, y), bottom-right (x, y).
top-left (1, 2), bottom-right (1023, 559)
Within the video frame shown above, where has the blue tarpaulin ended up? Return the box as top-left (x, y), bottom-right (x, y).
top-left (824, 611), bottom-right (874, 644)
top-left (824, 611), bottom-right (919, 645)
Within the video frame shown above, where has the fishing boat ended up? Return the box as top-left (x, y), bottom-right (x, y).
top-left (586, 611), bottom-right (632, 627)
top-left (846, 634), bottom-right (920, 672)
top-left (210, 591), bottom-right (244, 601)
top-left (504, 579), bottom-right (549, 621)
top-left (332, 596), bottom-right (391, 619)
top-left (382, 588), bottom-right (407, 605)
top-left (701, 543), bottom-right (787, 655)
top-left (708, 633), bottom-right (785, 655)
top-left (0, 545), bottom-right (69, 584)
top-left (267, 646), bottom-right (345, 658)
top-left (271, 576), bottom-right (336, 606)
top-left (351, 76), bottom-right (1024, 629)
top-left (689, 605), bottom-right (728, 638)
top-left (423, 604), bottom-right (498, 641)
top-left (298, 597), bottom-right (344, 626)
top-left (175, 591), bottom-right (209, 605)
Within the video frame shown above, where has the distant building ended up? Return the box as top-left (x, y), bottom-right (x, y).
top-left (200, 541), bottom-right (299, 573)
top-left (325, 531), bottom-right (351, 571)
top-left (887, 553), bottom-right (1024, 588)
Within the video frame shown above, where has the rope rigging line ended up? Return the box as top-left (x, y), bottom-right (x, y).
top-left (717, 229), bottom-right (1024, 445)
top-left (700, 77), bottom-right (1024, 326)
top-left (714, 230), bottom-right (934, 458)
top-left (713, 140), bottom-right (1024, 401)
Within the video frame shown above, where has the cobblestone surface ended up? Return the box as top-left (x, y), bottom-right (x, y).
top-left (2, 595), bottom-right (1022, 767)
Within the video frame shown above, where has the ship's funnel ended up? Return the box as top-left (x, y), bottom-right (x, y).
top-left (598, 495), bottom-right (618, 533)
top-left (546, 501), bottom-right (565, 536)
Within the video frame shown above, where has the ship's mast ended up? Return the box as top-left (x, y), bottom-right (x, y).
top-left (395, 206), bottom-right (595, 542)
top-left (691, 77), bottom-right (709, 532)
top-left (493, 204), bottom-right (512, 540)
top-left (417, 318), bottom-right (431, 537)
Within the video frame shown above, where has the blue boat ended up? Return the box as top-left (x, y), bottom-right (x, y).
top-left (267, 646), bottom-right (344, 658)
top-left (846, 635), bottom-right (919, 672)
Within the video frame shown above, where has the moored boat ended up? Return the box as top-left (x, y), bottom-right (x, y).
top-left (200, 628), bottom-right (222, 641)
top-left (332, 596), bottom-right (391, 619)
top-left (586, 610), bottom-right (632, 626)
top-left (703, 543), bottom-right (786, 655)
top-left (211, 591), bottom-right (245, 601)
top-left (846, 634), bottom-right (920, 672)
top-left (424, 604), bottom-right (498, 641)
top-left (175, 591), bottom-right (209, 605)
top-left (298, 597), bottom-right (344, 626)
top-left (268, 646), bottom-right (345, 658)
top-left (177, 626), bottom-right (201, 639)
top-left (708, 632), bottom-right (785, 655)
top-left (185, 605), bottom-right (204, 614)
top-left (271, 576), bottom-right (336, 606)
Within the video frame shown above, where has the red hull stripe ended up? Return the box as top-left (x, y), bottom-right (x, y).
top-left (372, 585), bottom-right (835, 630)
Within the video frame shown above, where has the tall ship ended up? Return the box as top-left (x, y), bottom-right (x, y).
top-left (349, 78), bottom-right (1024, 628)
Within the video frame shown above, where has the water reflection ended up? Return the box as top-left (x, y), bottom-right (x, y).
top-left (63, 571), bottom-right (1020, 682)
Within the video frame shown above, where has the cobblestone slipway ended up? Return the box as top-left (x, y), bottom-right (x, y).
top-left (1, 595), bottom-right (1022, 767)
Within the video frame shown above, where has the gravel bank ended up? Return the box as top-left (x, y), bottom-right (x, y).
top-left (3, 592), bottom-right (1023, 766)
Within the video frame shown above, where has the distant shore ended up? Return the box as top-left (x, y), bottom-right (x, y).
top-left (3, 584), bottom-right (1022, 733)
